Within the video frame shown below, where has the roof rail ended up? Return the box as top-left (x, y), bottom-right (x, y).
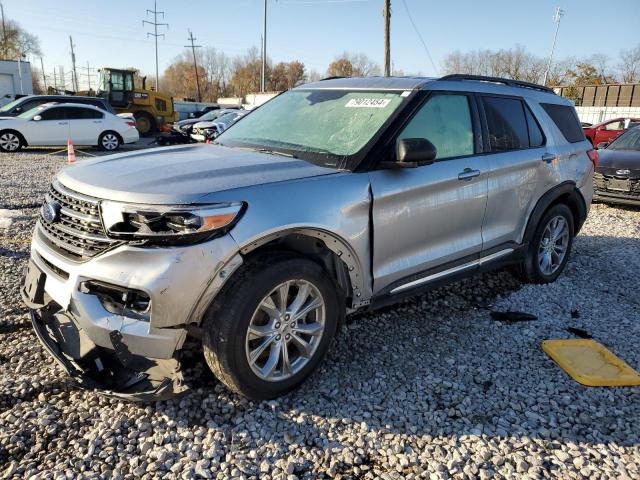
top-left (439, 74), bottom-right (556, 94)
top-left (319, 76), bottom-right (346, 81)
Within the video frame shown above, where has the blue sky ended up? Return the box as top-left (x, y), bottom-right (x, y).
top-left (5, 0), bottom-right (640, 89)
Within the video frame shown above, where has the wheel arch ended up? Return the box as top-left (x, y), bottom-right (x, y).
top-left (522, 181), bottom-right (588, 245)
top-left (0, 128), bottom-right (28, 146)
top-left (237, 227), bottom-right (367, 310)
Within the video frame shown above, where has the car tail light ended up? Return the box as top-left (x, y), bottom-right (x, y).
top-left (587, 149), bottom-right (599, 169)
top-left (126, 121), bottom-right (136, 127)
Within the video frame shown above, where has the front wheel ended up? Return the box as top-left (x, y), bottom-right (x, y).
top-left (98, 131), bottom-right (121, 151)
top-left (0, 131), bottom-right (23, 152)
top-left (520, 203), bottom-right (574, 284)
top-left (202, 253), bottom-right (341, 399)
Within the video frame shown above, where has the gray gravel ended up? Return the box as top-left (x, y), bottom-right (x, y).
top-left (1, 151), bottom-right (639, 479)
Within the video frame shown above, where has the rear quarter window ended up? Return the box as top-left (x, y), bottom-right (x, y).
top-left (541, 103), bottom-right (585, 143)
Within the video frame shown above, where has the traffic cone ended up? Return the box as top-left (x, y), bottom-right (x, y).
top-left (67, 139), bottom-right (76, 164)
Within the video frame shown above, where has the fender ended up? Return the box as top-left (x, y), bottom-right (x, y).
top-left (237, 227), bottom-right (369, 307)
top-left (522, 181), bottom-right (587, 245)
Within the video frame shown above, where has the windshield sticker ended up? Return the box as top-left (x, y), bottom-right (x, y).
top-left (401, 90), bottom-right (412, 97)
top-left (345, 98), bottom-right (392, 108)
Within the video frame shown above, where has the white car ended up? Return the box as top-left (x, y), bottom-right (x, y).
top-left (190, 110), bottom-right (247, 142)
top-left (0, 102), bottom-right (139, 152)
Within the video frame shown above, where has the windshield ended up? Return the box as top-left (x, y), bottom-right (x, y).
top-left (18, 106), bottom-right (45, 119)
top-left (608, 127), bottom-right (640, 151)
top-left (216, 89), bottom-right (406, 168)
top-left (216, 112), bottom-right (239, 126)
top-left (201, 110), bottom-right (222, 121)
top-left (0, 98), bottom-right (24, 113)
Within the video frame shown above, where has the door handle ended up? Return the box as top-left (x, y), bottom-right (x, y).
top-left (542, 153), bottom-right (557, 163)
top-left (58, 122), bottom-right (68, 125)
top-left (93, 120), bottom-right (102, 123)
top-left (458, 168), bottom-right (481, 181)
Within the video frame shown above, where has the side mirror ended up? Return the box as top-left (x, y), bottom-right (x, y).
top-left (397, 138), bottom-right (437, 166)
top-left (596, 141), bottom-right (609, 149)
top-left (32, 115), bottom-right (42, 121)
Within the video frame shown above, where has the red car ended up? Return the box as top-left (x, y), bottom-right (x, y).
top-left (583, 117), bottom-right (640, 148)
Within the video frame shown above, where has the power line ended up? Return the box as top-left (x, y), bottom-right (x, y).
top-left (185, 30), bottom-right (202, 102)
top-left (143, 0), bottom-right (168, 91)
top-left (400, 0), bottom-right (437, 75)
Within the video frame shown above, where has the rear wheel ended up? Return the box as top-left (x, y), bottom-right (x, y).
top-left (133, 111), bottom-right (156, 136)
top-left (202, 253), bottom-right (341, 399)
top-left (520, 204), bottom-right (574, 284)
top-left (98, 131), bottom-right (121, 151)
top-left (0, 131), bottom-right (23, 152)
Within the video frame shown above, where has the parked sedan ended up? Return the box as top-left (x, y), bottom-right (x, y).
top-left (583, 117), bottom-right (640, 148)
top-left (0, 103), bottom-right (139, 152)
top-left (191, 110), bottom-right (248, 142)
top-left (0, 94), bottom-right (115, 116)
top-left (593, 126), bottom-right (640, 206)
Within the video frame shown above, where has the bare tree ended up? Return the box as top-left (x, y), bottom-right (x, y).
top-left (1, 19), bottom-right (41, 59)
top-left (327, 52), bottom-right (381, 77)
top-left (589, 54), bottom-right (617, 83)
top-left (618, 45), bottom-right (640, 83)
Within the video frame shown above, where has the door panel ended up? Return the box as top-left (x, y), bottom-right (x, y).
top-left (24, 108), bottom-right (69, 145)
top-left (68, 107), bottom-right (103, 145)
top-left (479, 98), bottom-right (555, 249)
top-left (370, 92), bottom-right (487, 294)
top-left (370, 158), bottom-right (489, 293)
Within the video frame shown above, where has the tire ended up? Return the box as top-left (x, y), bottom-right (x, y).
top-left (202, 252), bottom-right (342, 399)
top-left (133, 111), bottom-right (157, 137)
top-left (0, 130), bottom-right (23, 152)
top-left (520, 203), bottom-right (574, 284)
top-left (98, 131), bottom-right (121, 151)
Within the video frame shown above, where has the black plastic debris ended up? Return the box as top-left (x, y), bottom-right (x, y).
top-left (567, 327), bottom-right (592, 339)
top-left (490, 311), bottom-right (538, 322)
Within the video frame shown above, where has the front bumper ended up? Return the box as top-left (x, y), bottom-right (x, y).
top-left (24, 225), bottom-right (241, 400)
top-left (593, 190), bottom-right (640, 206)
top-left (27, 303), bottom-right (186, 401)
top-left (190, 133), bottom-right (206, 142)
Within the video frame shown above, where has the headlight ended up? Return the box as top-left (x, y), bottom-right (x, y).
top-left (100, 201), bottom-right (244, 245)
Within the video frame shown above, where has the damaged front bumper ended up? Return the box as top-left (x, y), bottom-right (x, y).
top-left (28, 302), bottom-right (188, 401)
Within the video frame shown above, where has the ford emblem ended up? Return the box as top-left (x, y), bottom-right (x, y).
top-left (41, 201), bottom-right (61, 223)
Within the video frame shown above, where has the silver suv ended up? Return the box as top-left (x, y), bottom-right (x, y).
top-left (23, 75), bottom-right (596, 400)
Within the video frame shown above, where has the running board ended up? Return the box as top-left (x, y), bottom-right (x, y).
top-left (389, 248), bottom-right (514, 295)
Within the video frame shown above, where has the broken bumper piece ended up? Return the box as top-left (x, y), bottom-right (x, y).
top-left (30, 305), bottom-right (188, 401)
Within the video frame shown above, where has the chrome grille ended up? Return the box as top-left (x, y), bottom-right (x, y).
top-left (38, 180), bottom-right (118, 260)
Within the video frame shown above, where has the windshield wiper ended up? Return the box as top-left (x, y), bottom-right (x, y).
top-left (254, 148), bottom-right (297, 158)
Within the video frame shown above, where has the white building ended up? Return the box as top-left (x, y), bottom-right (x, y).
top-left (0, 60), bottom-right (33, 105)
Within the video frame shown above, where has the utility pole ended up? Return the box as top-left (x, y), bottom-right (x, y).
top-left (78, 61), bottom-right (93, 91)
top-left (0, 2), bottom-right (6, 57)
top-left (143, 0), bottom-right (168, 92)
top-left (543, 7), bottom-right (564, 86)
top-left (261, 0), bottom-right (267, 92)
top-left (185, 30), bottom-right (202, 102)
top-left (69, 36), bottom-right (79, 91)
top-left (39, 57), bottom-right (47, 90)
top-left (383, 0), bottom-right (391, 77)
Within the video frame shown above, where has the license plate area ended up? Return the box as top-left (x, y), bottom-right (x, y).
top-left (608, 178), bottom-right (631, 192)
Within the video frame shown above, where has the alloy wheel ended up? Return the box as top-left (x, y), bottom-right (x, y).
top-left (102, 134), bottom-right (119, 150)
top-left (0, 133), bottom-right (20, 151)
top-left (245, 280), bottom-right (326, 382)
top-left (538, 215), bottom-right (570, 275)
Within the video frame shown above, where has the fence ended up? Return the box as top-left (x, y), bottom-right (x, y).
top-left (574, 106), bottom-right (640, 125)
top-left (553, 83), bottom-right (640, 108)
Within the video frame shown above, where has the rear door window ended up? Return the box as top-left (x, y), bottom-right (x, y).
top-left (39, 107), bottom-right (65, 120)
top-left (397, 93), bottom-right (475, 160)
top-left (540, 103), bottom-right (585, 143)
top-left (482, 96), bottom-right (529, 151)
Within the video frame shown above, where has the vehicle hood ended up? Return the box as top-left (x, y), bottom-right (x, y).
top-left (193, 120), bottom-right (217, 128)
top-left (57, 144), bottom-right (340, 204)
top-left (597, 149), bottom-right (640, 177)
top-left (175, 118), bottom-right (200, 128)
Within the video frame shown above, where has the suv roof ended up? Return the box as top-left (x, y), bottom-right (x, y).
top-left (300, 74), bottom-right (564, 102)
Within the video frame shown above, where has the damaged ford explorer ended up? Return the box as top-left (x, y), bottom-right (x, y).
top-left (22, 75), bottom-right (595, 400)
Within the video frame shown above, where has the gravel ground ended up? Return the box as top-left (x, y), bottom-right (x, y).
top-left (1, 151), bottom-right (639, 480)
